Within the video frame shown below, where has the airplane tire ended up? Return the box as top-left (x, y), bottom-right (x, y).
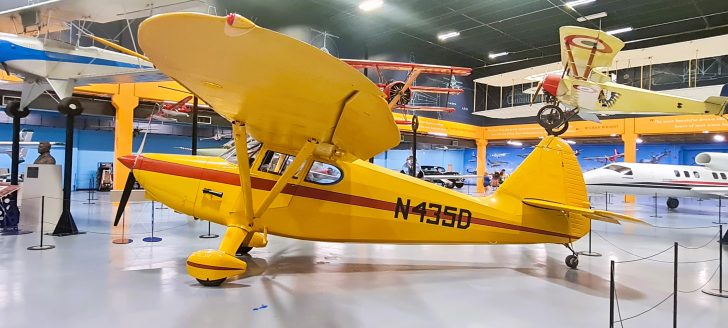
top-left (4, 101), bottom-right (30, 118)
top-left (57, 97), bottom-right (84, 116)
top-left (666, 198), bottom-right (679, 209)
top-left (550, 121), bottom-right (569, 136)
top-left (445, 183), bottom-right (454, 189)
top-left (197, 278), bottom-right (226, 287)
top-left (455, 182), bottom-right (464, 188)
top-left (537, 105), bottom-right (564, 130)
top-left (565, 254), bottom-right (579, 269)
top-left (236, 246), bottom-right (253, 256)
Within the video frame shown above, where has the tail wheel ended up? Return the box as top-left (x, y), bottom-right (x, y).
top-left (565, 254), bottom-right (579, 269)
top-left (537, 105), bottom-right (564, 130)
top-left (384, 81), bottom-right (412, 105)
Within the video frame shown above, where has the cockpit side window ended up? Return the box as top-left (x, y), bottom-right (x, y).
top-left (304, 161), bottom-right (343, 185)
top-left (258, 150), bottom-right (295, 175)
top-left (674, 170), bottom-right (680, 177)
top-left (604, 164), bottom-right (633, 176)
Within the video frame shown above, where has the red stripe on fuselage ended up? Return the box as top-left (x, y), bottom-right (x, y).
top-left (135, 156), bottom-right (578, 239)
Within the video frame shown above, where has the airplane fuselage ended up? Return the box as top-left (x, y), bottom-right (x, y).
top-left (584, 162), bottom-right (728, 198)
top-left (121, 143), bottom-right (590, 246)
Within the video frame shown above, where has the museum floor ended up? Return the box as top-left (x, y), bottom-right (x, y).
top-left (1, 191), bottom-right (727, 327)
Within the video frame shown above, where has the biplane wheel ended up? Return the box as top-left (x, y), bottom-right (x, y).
top-left (4, 101), bottom-right (30, 118)
top-left (196, 278), bottom-right (226, 287)
top-left (549, 121), bottom-right (569, 136)
top-left (565, 254), bottom-right (579, 269)
top-left (57, 97), bottom-right (84, 116)
top-left (236, 246), bottom-right (253, 256)
top-left (384, 81), bottom-right (412, 105)
top-left (537, 105), bottom-right (564, 130)
top-left (445, 182), bottom-right (454, 189)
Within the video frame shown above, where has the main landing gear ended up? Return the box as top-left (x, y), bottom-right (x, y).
top-left (536, 104), bottom-right (577, 136)
top-left (666, 197), bottom-right (679, 209)
top-left (564, 243), bottom-right (579, 269)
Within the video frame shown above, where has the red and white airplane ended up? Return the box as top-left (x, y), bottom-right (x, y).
top-left (583, 149), bottom-right (624, 164)
top-left (148, 96), bottom-right (193, 122)
top-left (585, 152), bottom-right (728, 209)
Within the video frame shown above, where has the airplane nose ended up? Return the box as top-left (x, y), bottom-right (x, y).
top-left (118, 155), bottom-right (138, 169)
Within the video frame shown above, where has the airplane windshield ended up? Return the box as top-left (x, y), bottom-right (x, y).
top-left (604, 164), bottom-right (633, 175)
top-left (222, 137), bottom-right (262, 165)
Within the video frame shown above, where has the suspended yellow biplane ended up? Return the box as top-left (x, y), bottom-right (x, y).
top-left (113, 13), bottom-right (645, 287)
top-left (479, 26), bottom-right (728, 136)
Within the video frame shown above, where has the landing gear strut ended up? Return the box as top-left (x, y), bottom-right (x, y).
top-left (564, 243), bottom-right (579, 269)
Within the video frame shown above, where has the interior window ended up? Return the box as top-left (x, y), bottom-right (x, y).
top-left (258, 150), bottom-right (295, 175)
top-left (604, 164), bottom-right (633, 175)
top-left (712, 172), bottom-right (719, 179)
top-left (693, 171), bottom-right (700, 178)
top-left (305, 161), bottom-right (343, 185)
top-left (684, 171), bottom-right (690, 178)
top-left (674, 170), bottom-right (680, 177)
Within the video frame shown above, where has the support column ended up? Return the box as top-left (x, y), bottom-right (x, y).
top-left (622, 118), bottom-right (637, 203)
top-left (476, 139), bottom-right (487, 194)
top-left (112, 84), bottom-right (139, 191)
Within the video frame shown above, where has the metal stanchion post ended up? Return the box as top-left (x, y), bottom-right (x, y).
top-left (713, 197), bottom-right (723, 225)
top-left (143, 201), bottom-right (162, 242)
top-left (651, 193), bottom-right (661, 218)
top-left (605, 192), bottom-right (608, 211)
top-left (673, 242), bottom-right (678, 328)
top-left (112, 211), bottom-right (133, 244)
top-left (28, 196), bottom-right (55, 250)
top-left (610, 260), bottom-right (615, 328)
top-left (703, 224), bottom-right (728, 298)
top-left (199, 220), bottom-right (219, 239)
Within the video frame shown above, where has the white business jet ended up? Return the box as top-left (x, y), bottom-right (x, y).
top-left (584, 152), bottom-right (728, 209)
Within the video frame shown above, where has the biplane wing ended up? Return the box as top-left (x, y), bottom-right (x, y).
top-left (138, 13), bottom-right (400, 160)
top-left (343, 59), bottom-right (472, 76)
top-left (559, 26), bottom-right (624, 80)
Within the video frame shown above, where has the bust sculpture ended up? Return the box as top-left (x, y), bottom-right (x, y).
top-left (33, 142), bottom-right (56, 165)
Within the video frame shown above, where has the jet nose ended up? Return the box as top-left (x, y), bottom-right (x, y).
top-left (118, 155), bottom-right (138, 169)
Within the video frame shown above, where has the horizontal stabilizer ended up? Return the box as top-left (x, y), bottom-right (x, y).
top-left (704, 96), bottom-right (728, 115)
top-left (523, 198), bottom-right (648, 225)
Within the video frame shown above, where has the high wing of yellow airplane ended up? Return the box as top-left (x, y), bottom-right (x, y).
top-left (111, 12), bottom-right (647, 287)
top-left (483, 26), bottom-right (728, 136)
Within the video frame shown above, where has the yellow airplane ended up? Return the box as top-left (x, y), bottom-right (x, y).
top-left (479, 26), bottom-right (728, 136)
top-left (113, 13), bottom-right (645, 287)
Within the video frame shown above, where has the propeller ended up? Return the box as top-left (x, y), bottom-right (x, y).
top-left (530, 81), bottom-right (544, 105)
top-left (113, 113), bottom-right (154, 226)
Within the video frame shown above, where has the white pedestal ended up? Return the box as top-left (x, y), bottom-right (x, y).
top-left (20, 165), bottom-right (63, 231)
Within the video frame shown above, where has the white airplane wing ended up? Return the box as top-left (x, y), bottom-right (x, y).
top-left (472, 106), bottom-right (540, 119)
top-left (73, 69), bottom-right (170, 85)
top-left (425, 174), bottom-right (480, 179)
top-left (690, 187), bottom-right (728, 197)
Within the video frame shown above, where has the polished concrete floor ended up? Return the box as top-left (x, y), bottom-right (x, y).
top-left (1, 191), bottom-right (727, 327)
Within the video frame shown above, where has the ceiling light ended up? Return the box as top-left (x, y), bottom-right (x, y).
top-left (565, 0), bottom-right (596, 9)
top-left (636, 137), bottom-right (643, 144)
top-left (714, 135), bottom-right (725, 142)
top-left (565, 140), bottom-right (576, 144)
top-left (488, 52), bottom-right (509, 59)
top-left (428, 131), bottom-right (448, 137)
top-left (577, 11), bottom-right (607, 22)
top-left (358, 0), bottom-right (383, 11)
top-left (606, 27), bottom-right (633, 35)
top-left (437, 31), bottom-right (460, 41)
top-left (610, 133), bottom-right (617, 137)
top-left (703, 130), bottom-right (710, 133)
top-left (507, 140), bottom-right (523, 146)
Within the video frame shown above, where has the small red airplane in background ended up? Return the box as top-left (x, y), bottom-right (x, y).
top-left (343, 59), bottom-right (471, 125)
top-left (149, 95), bottom-right (193, 122)
top-left (583, 149), bottom-right (624, 164)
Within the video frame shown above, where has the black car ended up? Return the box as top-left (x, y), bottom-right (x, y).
top-left (421, 165), bottom-right (465, 189)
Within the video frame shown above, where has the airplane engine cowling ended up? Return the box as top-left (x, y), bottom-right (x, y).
top-left (695, 152), bottom-right (728, 171)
